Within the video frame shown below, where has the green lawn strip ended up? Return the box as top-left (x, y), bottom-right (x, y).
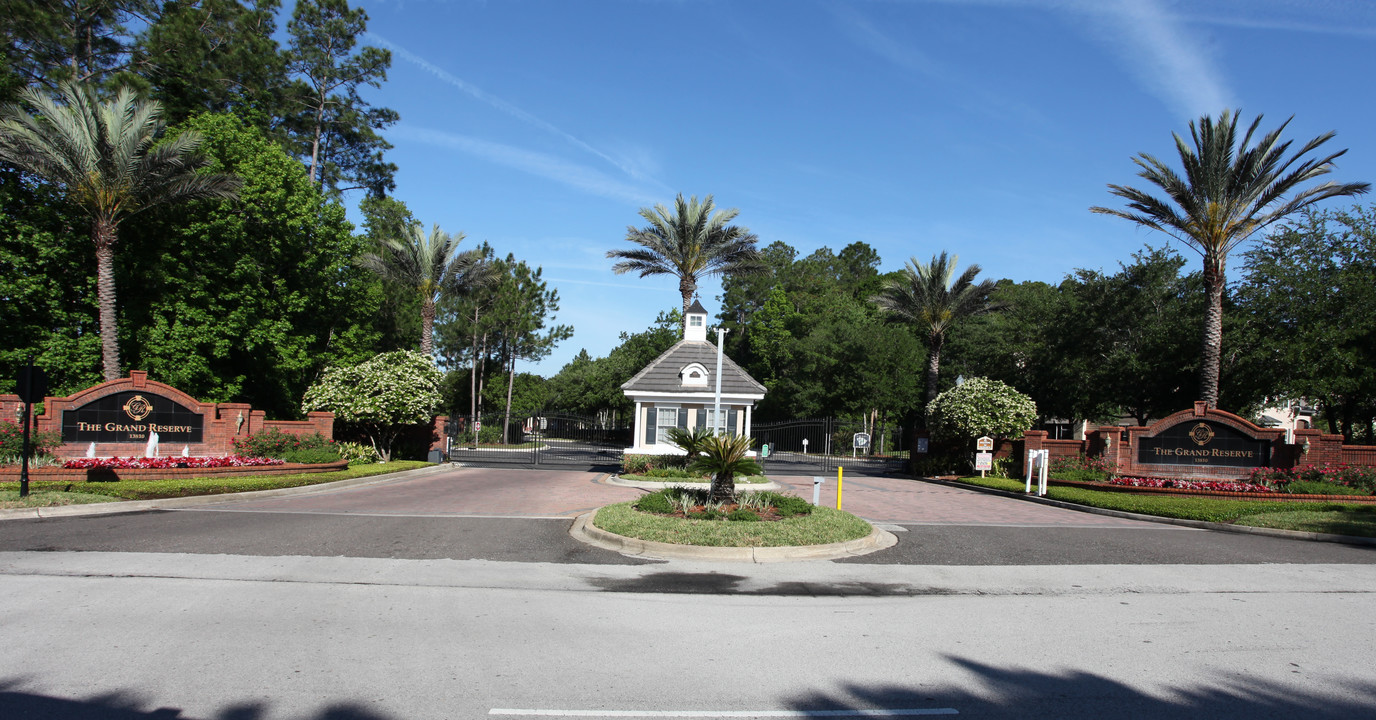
top-left (618, 474), bottom-right (769, 484)
top-left (0, 490), bottom-right (122, 509)
top-left (949, 475), bottom-right (1376, 533)
top-left (592, 501), bottom-right (872, 547)
top-left (0, 461), bottom-right (433, 502)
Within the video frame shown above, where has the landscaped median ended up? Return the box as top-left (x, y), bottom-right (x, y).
top-left (949, 475), bottom-right (1376, 539)
top-left (574, 486), bottom-right (896, 562)
top-left (0, 460), bottom-right (434, 510)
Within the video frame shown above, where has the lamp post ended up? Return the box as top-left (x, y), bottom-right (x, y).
top-left (714, 327), bottom-right (728, 436)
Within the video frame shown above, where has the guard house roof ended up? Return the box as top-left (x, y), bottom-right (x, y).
top-left (621, 340), bottom-right (766, 396)
top-left (686, 298), bottom-right (709, 315)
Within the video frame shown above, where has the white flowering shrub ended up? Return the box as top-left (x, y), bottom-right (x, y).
top-left (926, 376), bottom-right (1037, 442)
top-left (302, 350), bottom-right (443, 462)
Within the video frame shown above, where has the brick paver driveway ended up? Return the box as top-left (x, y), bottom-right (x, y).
top-left (197, 467), bottom-right (642, 518)
top-left (197, 466), bottom-right (1158, 528)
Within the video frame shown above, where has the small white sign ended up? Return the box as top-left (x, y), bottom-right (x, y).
top-left (974, 452), bottom-right (994, 471)
top-left (976, 436), bottom-right (994, 451)
top-left (853, 433), bottom-right (871, 449)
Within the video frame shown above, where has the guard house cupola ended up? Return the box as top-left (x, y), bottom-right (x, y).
top-left (684, 298), bottom-right (709, 342)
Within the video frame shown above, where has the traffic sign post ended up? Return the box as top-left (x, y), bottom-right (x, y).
top-left (15, 363), bottom-right (47, 498)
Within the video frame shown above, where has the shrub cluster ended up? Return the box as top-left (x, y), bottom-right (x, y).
top-left (632, 487), bottom-right (813, 521)
top-left (1050, 454), bottom-right (1117, 483)
top-left (0, 421), bottom-right (63, 459)
top-left (1250, 464), bottom-right (1376, 495)
top-left (621, 454), bottom-right (689, 474)
top-left (335, 441), bottom-right (381, 465)
top-left (232, 429), bottom-right (341, 463)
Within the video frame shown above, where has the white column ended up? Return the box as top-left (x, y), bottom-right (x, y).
top-left (634, 402), bottom-right (643, 450)
top-left (744, 405), bottom-right (752, 438)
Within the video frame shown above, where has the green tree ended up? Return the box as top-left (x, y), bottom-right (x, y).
top-left (926, 377), bottom-right (1037, 442)
top-left (872, 252), bottom-right (1002, 412)
top-left (115, 112), bottom-right (375, 417)
top-left (608, 193), bottom-right (762, 316)
top-left (1235, 206), bottom-right (1376, 441)
top-left (132, 0), bottom-right (288, 129)
top-left (0, 81), bottom-right (241, 381)
top-left (1091, 110), bottom-right (1369, 408)
top-left (302, 349), bottom-right (442, 462)
top-left (360, 222), bottom-right (485, 357)
top-left (285, 0), bottom-right (395, 196)
top-left (0, 0), bottom-right (150, 96)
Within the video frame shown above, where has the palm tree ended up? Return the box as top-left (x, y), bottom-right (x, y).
top-left (1092, 110), bottom-right (1368, 408)
top-left (0, 81), bottom-right (242, 381)
top-left (360, 222), bottom-right (487, 356)
top-left (608, 194), bottom-right (763, 316)
top-left (687, 433), bottom-right (761, 504)
top-left (871, 252), bottom-right (1001, 410)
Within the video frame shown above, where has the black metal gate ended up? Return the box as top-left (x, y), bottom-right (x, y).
top-left (751, 418), bottom-right (911, 477)
top-left (445, 412), bottom-right (630, 469)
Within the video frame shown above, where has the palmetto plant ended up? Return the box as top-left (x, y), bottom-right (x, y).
top-left (664, 426), bottom-right (713, 458)
top-left (871, 252), bottom-right (1001, 409)
top-left (1091, 110), bottom-right (1369, 407)
top-left (687, 433), bottom-right (762, 503)
top-left (608, 193), bottom-right (763, 316)
top-left (360, 222), bottom-right (488, 356)
top-left (0, 81), bottom-right (242, 381)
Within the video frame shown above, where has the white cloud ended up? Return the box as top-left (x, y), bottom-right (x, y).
top-left (392, 125), bottom-right (661, 205)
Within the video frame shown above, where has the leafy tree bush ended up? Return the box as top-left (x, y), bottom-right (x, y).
top-left (926, 377), bottom-right (1037, 442)
top-left (335, 441), bottom-right (381, 465)
top-left (301, 350), bottom-right (443, 462)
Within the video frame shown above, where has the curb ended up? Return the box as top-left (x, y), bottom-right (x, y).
top-left (0, 463), bottom-right (456, 521)
top-left (917, 476), bottom-right (1376, 548)
top-left (603, 475), bottom-right (782, 492)
top-left (569, 509), bottom-right (898, 562)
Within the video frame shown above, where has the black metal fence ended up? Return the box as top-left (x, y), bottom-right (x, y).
top-left (445, 412), bottom-right (630, 469)
top-left (751, 417), bottom-right (912, 477)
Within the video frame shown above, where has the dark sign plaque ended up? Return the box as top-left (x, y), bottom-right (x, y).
top-left (62, 391), bottom-right (204, 444)
top-left (1137, 420), bottom-right (1270, 469)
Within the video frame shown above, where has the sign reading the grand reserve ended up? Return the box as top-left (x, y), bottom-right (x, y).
top-left (61, 391), bottom-right (204, 444)
top-left (1136, 419), bottom-right (1270, 468)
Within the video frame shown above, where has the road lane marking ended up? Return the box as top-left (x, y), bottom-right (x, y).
top-left (489, 709), bottom-right (958, 717)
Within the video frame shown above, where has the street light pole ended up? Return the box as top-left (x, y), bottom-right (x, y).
top-left (714, 327), bottom-right (728, 436)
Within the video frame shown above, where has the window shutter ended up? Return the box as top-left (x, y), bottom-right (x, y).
top-left (678, 408), bottom-right (688, 430)
top-left (695, 409), bottom-right (705, 430)
top-left (645, 407), bottom-right (657, 444)
top-left (727, 408), bottom-right (737, 436)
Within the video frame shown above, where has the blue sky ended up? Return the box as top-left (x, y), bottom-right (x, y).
top-left (338, 0), bottom-right (1376, 376)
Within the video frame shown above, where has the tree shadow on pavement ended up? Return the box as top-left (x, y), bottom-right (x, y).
top-left (0, 680), bottom-right (399, 720)
top-left (784, 656), bottom-right (1376, 719)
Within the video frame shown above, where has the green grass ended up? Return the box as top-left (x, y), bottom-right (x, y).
top-left (592, 500), bottom-right (872, 547)
top-left (0, 490), bottom-right (122, 509)
top-left (0, 461), bottom-right (433, 504)
top-left (619, 473), bottom-right (770, 484)
top-left (950, 475), bottom-right (1376, 536)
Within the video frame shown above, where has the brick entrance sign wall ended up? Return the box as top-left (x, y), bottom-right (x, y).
top-left (0, 371), bottom-right (333, 458)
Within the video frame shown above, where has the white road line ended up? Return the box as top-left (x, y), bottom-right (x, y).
top-left (489, 710), bottom-right (958, 717)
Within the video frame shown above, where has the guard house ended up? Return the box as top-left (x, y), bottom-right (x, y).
top-left (621, 300), bottom-right (767, 455)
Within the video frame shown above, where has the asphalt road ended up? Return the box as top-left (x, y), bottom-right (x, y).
top-left (1, 509), bottom-right (1374, 566)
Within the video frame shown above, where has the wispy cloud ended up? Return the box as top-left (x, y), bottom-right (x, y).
top-left (853, 0), bottom-right (1233, 118)
top-left (391, 125), bottom-right (660, 205)
top-left (366, 31), bottom-right (667, 187)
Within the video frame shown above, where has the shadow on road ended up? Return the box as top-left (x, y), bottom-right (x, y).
top-left (785, 656), bottom-right (1376, 718)
top-left (0, 680), bottom-right (399, 720)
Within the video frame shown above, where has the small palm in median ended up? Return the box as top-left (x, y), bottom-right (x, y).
top-left (665, 426), bottom-right (713, 459)
top-left (688, 434), bottom-right (762, 504)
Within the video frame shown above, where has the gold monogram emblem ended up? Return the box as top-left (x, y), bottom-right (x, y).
top-left (1189, 423), bottom-right (1215, 446)
top-left (122, 395), bottom-right (152, 421)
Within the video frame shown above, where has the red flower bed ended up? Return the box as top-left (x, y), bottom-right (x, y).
top-left (1107, 476), bottom-right (1274, 494)
top-left (62, 456), bottom-right (284, 470)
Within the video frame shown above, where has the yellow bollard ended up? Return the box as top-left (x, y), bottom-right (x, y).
top-left (836, 466), bottom-right (843, 510)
